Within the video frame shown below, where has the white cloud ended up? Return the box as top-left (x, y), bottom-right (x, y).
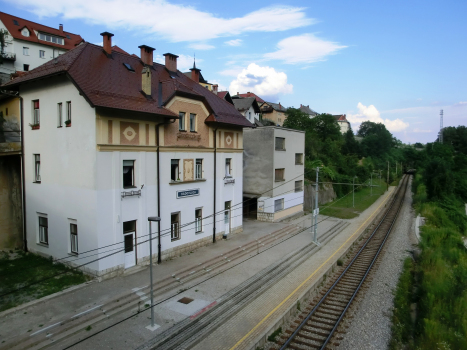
top-left (219, 67), bottom-right (244, 77)
top-left (225, 39), bottom-right (242, 46)
top-left (228, 63), bottom-right (293, 101)
top-left (454, 101), bottom-right (467, 106)
top-left (188, 43), bottom-right (215, 50)
top-left (413, 128), bottom-right (432, 133)
top-left (264, 33), bottom-right (346, 64)
top-left (347, 102), bottom-right (409, 132)
top-left (14, 1), bottom-right (313, 42)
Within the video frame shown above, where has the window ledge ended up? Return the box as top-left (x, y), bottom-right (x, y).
top-left (171, 238), bottom-right (181, 242)
top-left (169, 179), bottom-right (206, 185)
top-left (275, 179), bottom-right (285, 182)
top-left (189, 131), bottom-right (197, 133)
top-left (195, 231), bottom-right (204, 235)
top-left (37, 242), bottom-right (49, 247)
top-left (295, 163), bottom-right (303, 165)
top-left (178, 129), bottom-right (187, 132)
top-left (33, 181), bottom-right (41, 184)
top-left (123, 186), bottom-right (138, 189)
top-left (68, 252), bottom-right (78, 256)
top-left (275, 149), bottom-right (286, 151)
top-left (57, 126), bottom-right (63, 128)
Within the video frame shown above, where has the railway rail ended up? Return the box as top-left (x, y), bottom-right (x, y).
top-left (277, 174), bottom-right (410, 350)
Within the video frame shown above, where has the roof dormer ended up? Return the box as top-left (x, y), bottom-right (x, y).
top-left (21, 27), bottom-right (30, 37)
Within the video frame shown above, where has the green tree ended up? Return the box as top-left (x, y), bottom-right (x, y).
top-left (358, 121), bottom-right (394, 158)
top-left (283, 107), bottom-right (312, 131)
top-left (342, 128), bottom-right (360, 156)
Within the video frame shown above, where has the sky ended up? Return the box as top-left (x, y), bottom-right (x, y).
top-left (2, 0), bottom-right (466, 143)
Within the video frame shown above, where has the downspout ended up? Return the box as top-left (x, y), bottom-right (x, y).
top-left (213, 127), bottom-right (218, 243)
top-left (20, 96), bottom-right (27, 252)
top-left (155, 81), bottom-right (176, 263)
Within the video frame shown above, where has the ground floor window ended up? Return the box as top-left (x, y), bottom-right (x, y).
top-left (70, 223), bottom-right (78, 254)
top-left (195, 208), bottom-right (202, 233)
top-left (38, 215), bottom-right (48, 245)
top-left (171, 212), bottom-right (180, 241)
top-left (295, 180), bottom-right (303, 192)
top-left (274, 198), bottom-right (284, 212)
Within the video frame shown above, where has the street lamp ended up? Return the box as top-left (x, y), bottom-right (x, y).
top-left (147, 216), bottom-right (161, 330)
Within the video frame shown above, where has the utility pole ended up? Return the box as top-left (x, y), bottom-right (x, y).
top-left (370, 172), bottom-right (373, 196)
top-left (352, 176), bottom-right (356, 207)
top-left (147, 216), bottom-right (161, 331)
top-left (396, 162), bottom-right (397, 177)
top-left (313, 167), bottom-right (319, 243)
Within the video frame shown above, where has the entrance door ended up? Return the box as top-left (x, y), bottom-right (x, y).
top-left (224, 201), bottom-right (231, 235)
top-left (123, 221), bottom-right (136, 268)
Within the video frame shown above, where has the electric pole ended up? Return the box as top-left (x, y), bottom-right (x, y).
top-left (313, 167), bottom-right (319, 243)
top-left (387, 161), bottom-right (389, 191)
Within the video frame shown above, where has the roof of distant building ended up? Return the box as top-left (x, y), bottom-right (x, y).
top-left (0, 11), bottom-right (83, 50)
top-left (217, 91), bottom-right (233, 104)
top-left (232, 97), bottom-right (260, 114)
top-left (333, 114), bottom-right (349, 122)
top-left (262, 101), bottom-right (287, 113)
top-left (2, 42), bottom-right (251, 128)
top-left (299, 104), bottom-right (318, 116)
top-left (233, 92), bottom-right (265, 103)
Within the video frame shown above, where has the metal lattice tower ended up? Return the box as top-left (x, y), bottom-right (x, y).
top-left (439, 109), bottom-right (444, 143)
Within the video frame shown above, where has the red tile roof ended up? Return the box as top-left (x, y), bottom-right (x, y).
top-left (236, 92), bottom-right (265, 103)
top-left (2, 42), bottom-right (252, 127)
top-left (0, 12), bottom-right (83, 51)
top-left (111, 45), bottom-right (130, 55)
top-left (333, 114), bottom-right (348, 122)
top-left (217, 91), bottom-right (228, 99)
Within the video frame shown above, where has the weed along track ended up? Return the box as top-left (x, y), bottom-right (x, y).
top-left (276, 174), bottom-right (410, 350)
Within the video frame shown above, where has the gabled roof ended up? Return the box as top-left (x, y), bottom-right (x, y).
top-left (111, 45), bottom-right (130, 55)
top-left (262, 101), bottom-right (287, 113)
top-left (2, 42), bottom-right (252, 127)
top-left (232, 97), bottom-right (260, 114)
top-left (0, 11), bottom-right (83, 50)
top-left (333, 114), bottom-right (349, 122)
top-left (299, 104), bottom-right (318, 116)
top-left (183, 71), bottom-right (209, 84)
top-left (234, 92), bottom-right (265, 103)
top-left (217, 91), bottom-right (234, 104)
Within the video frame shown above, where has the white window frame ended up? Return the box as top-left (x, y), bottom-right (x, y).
top-left (38, 33), bottom-right (64, 45)
top-left (179, 112), bottom-right (185, 131)
top-left (57, 102), bottom-right (62, 127)
top-left (171, 159), bottom-right (180, 181)
top-left (32, 100), bottom-right (40, 125)
top-left (38, 214), bottom-right (48, 245)
top-left (34, 154), bottom-right (41, 183)
top-left (274, 199), bottom-right (284, 212)
top-left (195, 159), bottom-right (203, 179)
top-left (123, 160), bottom-right (135, 188)
top-left (171, 212), bottom-right (181, 241)
top-left (195, 208), bottom-right (202, 233)
top-left (66, 101), bottom-right (71, 125)
top-left (189, 113), bottom-right (196, 132)
top-left (23, 47), bottom-right (29, 56)
top-left (39, 50), bottom-right (45, 58)
top-left (70, 222), bottom-right (78, 254)
top-left (225, 158), bottom-right (232, 178)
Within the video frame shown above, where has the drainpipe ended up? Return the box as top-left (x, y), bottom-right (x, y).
top-left (213, 127), bottom-right (218, 243)
top-left (20, 96), bottom-right (27, 252)
top-left (155, 81), bottom-right (176, 263)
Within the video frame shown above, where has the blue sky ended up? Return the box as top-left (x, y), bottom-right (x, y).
top-left (2, 0), bottom-right (466, 143)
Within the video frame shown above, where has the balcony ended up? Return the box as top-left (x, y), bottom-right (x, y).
top-left (1, 52), bottom-right (16, 62)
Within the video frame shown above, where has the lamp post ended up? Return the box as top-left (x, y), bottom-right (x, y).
top-left (313, 167), bottom-right (319, 243)
top-left (147, 216), bottom-right (161, 329)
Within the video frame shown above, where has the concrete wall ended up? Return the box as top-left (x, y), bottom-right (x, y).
top-left (304, 183), bottom-right (337, 211)
top-left (0, 96), bottom-right (21, 153)
top-left (0, 155), bottom-right (22, 249)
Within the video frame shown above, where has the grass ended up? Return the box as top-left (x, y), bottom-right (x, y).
top-left (320, 178), bottom-right (388, 219)
top-left (0, 250), bottom-right (90, 312)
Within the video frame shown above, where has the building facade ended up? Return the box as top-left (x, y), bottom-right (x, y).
top-left (2, 34), bottom-right (251, 278)
top-left (260, 102), bottom-right (288, 126)
top-left (243, 126), bottom-right (305, 222)
top-left (0, 11), bottom-right (83, 83)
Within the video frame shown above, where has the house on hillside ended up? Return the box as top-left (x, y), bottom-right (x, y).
top-left (243, 126), bottom-right (305, 221)
top-left (1, 32), bottom-right (252, 278)
top-left (232, 97), bottom-right (261, 124)
top-left (333, 114), bottom-right (351, 134)
top-left (299, 104), bottom-right (318, 117)
top-left (0, 11), bottom-right (83, 84)
top-left (260, 101), bottom-right (288, 126)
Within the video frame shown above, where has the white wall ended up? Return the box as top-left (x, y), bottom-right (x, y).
top-left (241, 106), bottom-right (260, 123)
top-left (259, 191), bottom-right (303, 215)
top-left (0, 20), bottom-right (67, 74)
top-left (21, 76), bottom-right (100, 272)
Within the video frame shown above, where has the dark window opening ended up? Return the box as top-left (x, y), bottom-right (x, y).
top-left (70, 223), bottom-right (78, 254)
top-left (171, 159), bottom-right (180, 181)
top-left (13, 19), bottom-right (19, 26)
top-left (171, 213), bottom-right (180, 241)
top-left (39, 216), bottom-right (48, 244)
top-left (123, 160), bottom-right (135, 188)
top-left (23, 64), bottom-right (29, 71)
top-left (123, 63), bottom-right (135, 72)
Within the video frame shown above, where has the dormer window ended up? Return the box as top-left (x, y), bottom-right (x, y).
top-left (38, 33), bottom-right (64, 45)
top-left (21, 28), bottom-right (29, 37)
top-left (123, 63), bottom-right (135, 72)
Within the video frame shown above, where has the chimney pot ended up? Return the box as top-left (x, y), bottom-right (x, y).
top-left (213, 84), bottom-right (218, 94)
top-left (100, 32), bottom-right (114, 55)
top-left (190, 65), bottom-right (201, 83)
top-left (59, 24), bottom-right (63, 33)
top-left (138, 45), bottom-right (156, 66)
top-left (163, 53), bottom-right (179, 72)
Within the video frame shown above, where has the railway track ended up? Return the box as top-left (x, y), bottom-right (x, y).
top-left (276, 174), bottom-right (410, 350)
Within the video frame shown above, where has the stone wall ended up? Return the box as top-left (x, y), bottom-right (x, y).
top-left (304, 182), bottom-right (336, 212)
top-left (0, 155), bottom-right (22, 249)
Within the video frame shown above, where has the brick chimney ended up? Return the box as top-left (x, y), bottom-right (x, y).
top-left (139, 45), bottom-right (155, 66)
top-left (142, 66), bottom-right (151, 96)
top-left (190, 65), bottom-right (201, 83)
top-left (279, 102), bottom-right (282, 109)
top-left (163, 53), bottom-right (179, 72)
top-left (213, 84), bottom-right (218, 94)
top-left (100, 32), bottom-right (114, 55)
top-left (59, 24), bottom-right (63, 33)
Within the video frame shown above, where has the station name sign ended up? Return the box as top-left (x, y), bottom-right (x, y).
top-left (176, 188), bottom-right (200, 199)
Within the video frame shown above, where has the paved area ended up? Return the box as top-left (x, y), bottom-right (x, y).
top-left (0, 187), bottom-right (394, 350)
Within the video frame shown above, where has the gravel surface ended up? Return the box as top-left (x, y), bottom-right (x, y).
top-left (336, 177), bottom-right (418, 350)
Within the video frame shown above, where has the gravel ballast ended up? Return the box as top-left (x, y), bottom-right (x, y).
top-left (336, 177), bottom-right (417, 350)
